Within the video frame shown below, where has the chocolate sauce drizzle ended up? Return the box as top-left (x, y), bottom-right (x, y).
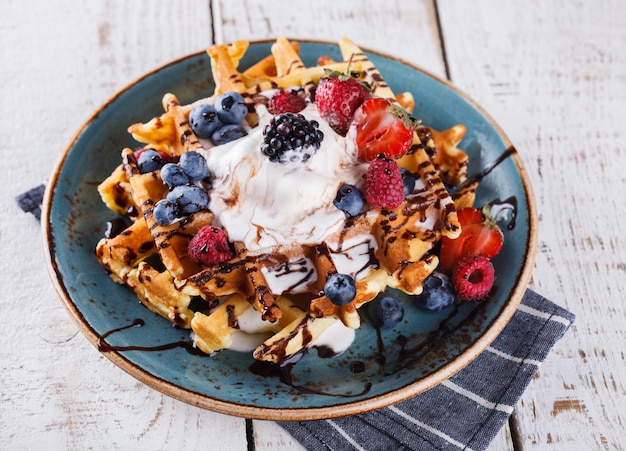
top-left (249, 356), bottom-right (372, 398)
top-left (373, 301), bottom-right (489, 377)
top-left (95, 145), bottom-right (518, 397)
top-left (454, 145), bottom-right (518, 196)
top-left (489, 196), bottom-right (518, 230)
top-left (97, 319), bottom-right (204, 355)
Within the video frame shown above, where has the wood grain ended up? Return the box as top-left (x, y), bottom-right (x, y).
top-left (2, 1), bottom-right (246, 449)
top-left (439, 0), bottom-right (626, 448)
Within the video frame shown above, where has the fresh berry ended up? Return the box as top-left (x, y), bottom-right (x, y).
top-left (137, 149), bottom-right (166, 173)
top-left (268, 90), bottom-right (307, 114)
top-left (160, 163), bottom-right (190, 188)
top-left (153, 200), bottom-right (178, 226)
top-left (368, 293), bottom-right (404, 328)
top-left (315, 73), bottom-right (370, 136)
top-left (211, 124), bottom-right (248, 145)
top-left (214, 91), bottom-right (248, 124)
top-left (333, 184), bottom-right (365, 219)
top-left (363, 154), bottom-right (405, 209)
top-left (260, 113), bottom-right (324, 164)
top-left (414, 272), bottom-right (456, 312)
top-left (400, 168), bottom-right (416, 196)
top-left (324, 273), bottom-right (357, 306)
top-left (189, 104), bottom-right (221, 138)
top-left (438, 206), bottom-right (504, 275)
top-left (452, 255), bottom-right (495, 301)
top-left (188, 226), bottom-right (234, 266)
top-left (179, 151), bottom-right (209, 181)
top-left (166, 184), bottom-right (209, 216)
top-left (350, 97), bottom-right (414, 161)
top-left (134, 147), bottom-right (169, 162)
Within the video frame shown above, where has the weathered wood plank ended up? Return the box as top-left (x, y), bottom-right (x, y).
top-left (438, 0), bottom-right (626, 448)
top-left (214, 0), bottom-right (447, 79)
top-left (2, 1), bottom-right (247, 449)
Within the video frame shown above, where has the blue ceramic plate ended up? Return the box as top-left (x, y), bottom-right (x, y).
top-left (43, 39), bottom-right (537, 420)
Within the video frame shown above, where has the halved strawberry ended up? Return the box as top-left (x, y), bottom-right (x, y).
top-left (350, 97), bottom-right (414, 162)
top-left (438, 206), bottom-right (504, 275)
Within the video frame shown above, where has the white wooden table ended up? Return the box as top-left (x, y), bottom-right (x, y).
top-left (2, 1), bottom-right (624, 449)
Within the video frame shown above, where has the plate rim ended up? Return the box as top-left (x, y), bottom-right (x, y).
top-left (42, 37), bottom-right (538, 421)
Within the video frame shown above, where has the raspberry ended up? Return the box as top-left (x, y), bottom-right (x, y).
top-left (362, 154), bottom-right (405, 209)
top-left (452, 255), bottom-right (495, 301)
top-left (268, 90), bottom-right (307, 114)
top-left (188, 226), bottom-right (234, 266)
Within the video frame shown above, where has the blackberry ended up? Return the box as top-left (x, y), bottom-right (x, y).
top-left (260, 113), bottom-right (324, 163)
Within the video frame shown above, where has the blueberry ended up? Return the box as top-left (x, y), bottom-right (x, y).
top-left (166, 185), bottom-right (209, 216)
top-left (137, 149), bottom-right (164, 173)
top-left (189, 104), bottom-right (221, 138)
top-left (153, 200), bottom-right (178, 225)
top-left (400, 168), bottom-right (416, 196)
top-left (180, 151), bottom-right (209, 181)
top-left (324, 273), bottom-right (356, 306)
top-left (160, 163), bottom-right (189, 188)
top-left (212, 124), bottom-right (248, 145)
top-left (333, 184), bottom-right (365, 218)
top-left (368, 293), bottom-right (405, 328)
top-left (214, 92), bottom-right (248, 124)
top-left (414, 272), bottom-right (456, 312)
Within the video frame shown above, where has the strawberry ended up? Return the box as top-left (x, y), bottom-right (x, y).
top-left (350, 97), bottom-right (414, 162)
top-left (188, 226), bottom-right (234, 266)
top-left (363, 154), bottom-right (405, 209)
top-left (315, 72), bottom-right (370, 136)
top-left (438, 206), bottom-right (504, 275)
top-left (452, 255), bottom-right (495, 301)
top-left (267, 89), bottom-right (307, 114)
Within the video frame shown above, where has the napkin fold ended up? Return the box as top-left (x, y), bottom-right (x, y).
top-left (279, 290), bottom-right (574, 451)
top-left (15, 184), bottom-right (46, 221)
top-left (18, 188), bottom-right (574, 451)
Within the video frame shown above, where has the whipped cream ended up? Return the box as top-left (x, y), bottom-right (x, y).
top-left (228, 303), bottom-right (356, 355)
top-left (200, 103), bottom-right (369, 251)
top-left (260, 256), bottom-right (318, 295)
top-left (310, 319), bottom-right (355, 356)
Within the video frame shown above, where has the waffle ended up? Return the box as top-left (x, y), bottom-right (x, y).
top-left (96, 37), bottom-right (474, 363)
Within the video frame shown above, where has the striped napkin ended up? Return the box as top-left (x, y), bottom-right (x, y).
top-left (18, 186), bottom-right (574, 451)
top-left (279, 290), bottom-right (574, 450)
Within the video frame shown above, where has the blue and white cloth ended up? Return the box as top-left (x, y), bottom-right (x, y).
top-left (279, 290), bottom-right (574, 450)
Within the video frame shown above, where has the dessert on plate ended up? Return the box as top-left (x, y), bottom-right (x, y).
top-left (95, 37), bottom-right (502, 365)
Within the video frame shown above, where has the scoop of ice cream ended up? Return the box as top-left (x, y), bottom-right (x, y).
top-left (201, 103), bottom-right (369, 251)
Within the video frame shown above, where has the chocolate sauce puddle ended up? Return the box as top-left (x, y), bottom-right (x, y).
top-left (489, 196), bottom-right (518, 230)
top-left (98, 320), bottom-right (370, 397)
top-left (373, 299), bottom-right (490, 377)
top-left (249, 355), bottom-right (372, 398)
top-left (97, 319), bottom-right (204, 355)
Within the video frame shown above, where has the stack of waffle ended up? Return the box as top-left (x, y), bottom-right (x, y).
top-left (96, 37), bottom-right (473, 364)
